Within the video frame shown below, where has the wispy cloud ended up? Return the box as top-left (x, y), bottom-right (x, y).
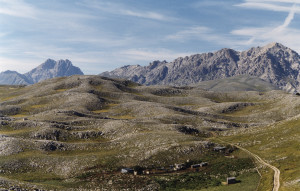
top-left (231, 4), bottom-right (300, 52)
top-left (119, 48), bottom-right (194, 62)
top-left (0, 32), bottom-right (7, 38)
top-left (122, 10), bottom-right (167, 21)
top-left (165, 1), bottom-right (300, 53)
top-left (0, 56), bottom-right (38, 73)
top-left (236, 0), bottom-right (300, 12)
top-left (62, 34), bottom-right (135, 48)
top-left (165, 26), bottom-right (211, 42)
top-left (245, 0), bottom-right (300, 3)
top-left (78, 0), bottom-right (172, 21)
top-left (192, 0), bottom-right (236, 8)
top-left (274, 4), bottom-right (296, 32)
top-left (0, 0), bottom-right (37, 18)
top-left (165, 26), bottom-right (247, 48)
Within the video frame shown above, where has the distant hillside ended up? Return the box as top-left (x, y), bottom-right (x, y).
top-left (0, 70), bottom-right (31, 85)
top-left (0, 59), bottom-right (83, 85)
top-left (101, 42), bottom-right (300, 93)
top-left (195, 75), bottom-right (278, 92)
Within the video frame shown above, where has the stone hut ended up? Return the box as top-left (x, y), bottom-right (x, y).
top-left (227, 177), bottom-right (236, 184)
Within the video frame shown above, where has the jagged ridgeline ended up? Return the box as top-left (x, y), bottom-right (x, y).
top-left (0, 75), bottom-right (299, 190)
top-left (101, 42), bottom-right (300, 93)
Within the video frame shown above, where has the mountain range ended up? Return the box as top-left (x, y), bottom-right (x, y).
top-left (2, 42), bottom-right (300, 93)
top-left (0, 59), bottom-right (83, 85)
top-left (101, 42), bottom-right (300, 92)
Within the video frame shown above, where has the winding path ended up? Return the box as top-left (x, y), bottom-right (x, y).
top-left (235, 145), bottom-right (280, 191)
top-left (216, 139), bottom-right (280, 191)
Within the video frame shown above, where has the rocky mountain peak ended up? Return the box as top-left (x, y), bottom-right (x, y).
top-left (0, 59), bottom-right (83, 85)
top-left (25, 59), bottom-right (83, 83)
top-left (57, 59), bottom-right (72, 67)
top-left (41, 59), bottom-right (57, 69)
top-left (148, 60), bottom-right (167, 69)
top-left (264, 42), bottom-right (285, 49)
top-left (2, 70), bottom-right (19, 74)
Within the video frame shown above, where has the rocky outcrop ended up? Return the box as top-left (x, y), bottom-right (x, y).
top-left (101, 43), bottom-right (300, 92)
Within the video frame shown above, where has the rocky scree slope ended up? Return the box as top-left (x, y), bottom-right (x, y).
top-left (0, 75), bottom-right (300, 190)
top-left (0, 59), bottom-right (83, 85)
top-left (101, 42), bottom-right (300, 92)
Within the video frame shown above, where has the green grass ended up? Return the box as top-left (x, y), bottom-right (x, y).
top-left (0, 85), bottom-right (24, 101)
top-left (218, 118), bottom-right (300, 191)
top-left (5, 172), bottom-right (88, 190)
top-left (10, 113), bottom-right (28, 118)
top-left (92, 103), bottom-right (119, 113)
top-left (197, 172), bottom-right (260, 191)
top-left (110, 115), bottom-right (135, 119)
top-left (0, 77), bottom-right (298, 190)
top-left (0, 127), bottom-right (37, 136)
top-left (154, 173), bottom-right (221, 191)
top-left (30, 104), bottom-right (47, 109)
top-left (150, 147), bottom-right (258, 190)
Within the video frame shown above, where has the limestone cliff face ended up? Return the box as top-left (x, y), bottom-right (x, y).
top-left (24, 59), bottom-right (84, 84)
top-left (101, 43), bottom-right (300, 92)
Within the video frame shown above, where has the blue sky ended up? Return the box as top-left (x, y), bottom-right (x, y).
top-left (0, 0), bottom-right (300, 74)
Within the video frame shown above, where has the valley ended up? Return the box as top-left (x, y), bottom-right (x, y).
top-left (0, 75), bottom-right (299, 190)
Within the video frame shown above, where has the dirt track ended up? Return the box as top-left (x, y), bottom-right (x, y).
top-left (234, 145), bottom-right (280, 191)
top-left (216, 138), bottom-right (280, 191)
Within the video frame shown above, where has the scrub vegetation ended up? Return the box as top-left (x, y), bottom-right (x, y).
top-left (0, 75), bottom-right (299, 190)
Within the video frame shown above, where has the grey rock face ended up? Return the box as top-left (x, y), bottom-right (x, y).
top-left (0, 59), bottom-right (84, 85)
top-left (101, 43), bottom-right (300, 92)
top-left (25, 59), bottom-right (84, 84)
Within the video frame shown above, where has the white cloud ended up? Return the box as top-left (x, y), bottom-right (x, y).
top-left (165, 26), bottom-right (211, 41)
top-left (0, 56), bottom-right (37, 73)
top-left (62, 36), bottom-right (134, 47)
top-left (0, 33), bottom-right (7, 38)
top-left (165, 26), bottom-right (248, 48)
top-left (236, 0), bottom-right (300, 12)
top-left (231, 5), bottom-right (300, 52)
top-left (0, 0), bottom-right (37, 18)
top-left (274, 4), bottom-right (296, 32)
top-left (78, 0), bottom-right (172, 21)
top-left (122, 10), bottom-right (168, 21)
top-left (119, 49), bottom-right (194, 62)
top-left (246, 0), bottom-right (300, 3)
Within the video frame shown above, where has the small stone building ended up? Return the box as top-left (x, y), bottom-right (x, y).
top-left (214, 146), bottom-right (226, 152)
top-left (191, 164), bottom-right (200, 169)
top-left (227, 177), bottom-right (236, 184)
top-left (121, 168), bottom-right (134, 174)
top-left (191, 162), bottom-right (208, 169)
top-left (174, 163), bottom-right (185, 170)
